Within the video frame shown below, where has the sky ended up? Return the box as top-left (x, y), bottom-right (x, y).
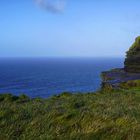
top-left (0, 0), bottom-right (140, 57)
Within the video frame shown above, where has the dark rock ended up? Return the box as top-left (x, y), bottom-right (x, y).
top-left (101, 36), bottom-right (140, 90)
top-left (124, 36), bottom-right (140, 73)
top-left (101, 68), bottom-right (140, 90)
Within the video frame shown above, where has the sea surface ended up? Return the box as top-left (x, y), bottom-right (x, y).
top-left (0, 58), bottom-right (124, 98)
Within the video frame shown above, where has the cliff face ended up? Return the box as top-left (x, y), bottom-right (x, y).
top-left (101, 68), bottom-right (140, 90)
top-left (124, 36), bottom-right (140, 73)
top-left (101, 36), bottom-right (140, 90)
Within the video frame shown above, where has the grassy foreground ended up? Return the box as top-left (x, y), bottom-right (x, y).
top-left (1, 89), bottom-right (140, 140)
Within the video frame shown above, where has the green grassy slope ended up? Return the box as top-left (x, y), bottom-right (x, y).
top-left (1, 90), bottom-right (140, 140)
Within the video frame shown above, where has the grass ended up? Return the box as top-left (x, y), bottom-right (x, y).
top-left (120, 80), bottom-right (140, 89)
top-left (1, 90), bottom-right (140, 140)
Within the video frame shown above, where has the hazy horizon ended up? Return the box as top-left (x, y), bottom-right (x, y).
top-left (0, 56), bottom-right (125, 59)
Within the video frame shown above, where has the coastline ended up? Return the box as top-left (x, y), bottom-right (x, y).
top-left (1, 37), bottom-right (140, 139)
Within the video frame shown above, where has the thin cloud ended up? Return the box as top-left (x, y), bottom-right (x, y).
top-left (34, 0), bottom-right (66, 13)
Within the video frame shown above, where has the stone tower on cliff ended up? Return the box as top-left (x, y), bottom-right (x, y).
top-left (124, 36), bottom-right (140, 73)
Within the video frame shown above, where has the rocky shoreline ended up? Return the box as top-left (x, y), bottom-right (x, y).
top-left (101, 36), bottom-right (140, 90)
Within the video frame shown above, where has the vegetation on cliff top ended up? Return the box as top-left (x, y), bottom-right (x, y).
top-left (124, 36), bottom-right (140, 73)
top-left (1, 89), bottom-right (140, 140)
top-left (101, 36), bottom-right (140, 90)
top-left (1, 37), bottom-right (140, 139)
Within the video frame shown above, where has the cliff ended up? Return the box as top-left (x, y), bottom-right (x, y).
top-left (102, 36), bottom-right (140, 90)
top-left (1, 37), bottom-right (140, 140)
top-left (2, 89), bottom-right (140, 139)
top-left (124, 36), bottom-right (140, 73)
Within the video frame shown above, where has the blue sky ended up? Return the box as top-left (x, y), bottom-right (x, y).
top-left (0, 0), bottom-right (140, 57)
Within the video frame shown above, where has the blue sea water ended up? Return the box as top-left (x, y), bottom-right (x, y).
top-left (0, 58), bottom-right (124, 98)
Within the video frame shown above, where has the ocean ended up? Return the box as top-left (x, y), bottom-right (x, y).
top-left (0, 58), bottom-right (124, 98)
